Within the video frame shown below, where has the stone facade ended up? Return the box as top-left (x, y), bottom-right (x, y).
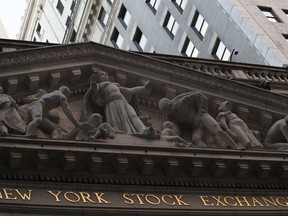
top-left (0, 40), bottom-right (288, 215)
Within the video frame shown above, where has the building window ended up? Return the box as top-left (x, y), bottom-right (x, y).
top-left (171, 0), bottom-right (187, 12)
top-left (36, 23), bottom-right (42, 37)
top-left (118, 5), bottom-right (131, 28)
top-left (191, 11), bottom-right (208, 39)
top-left (107, 0), bottom-right (114, 5)
top-left (146, 0), bottom-right (160, 14)
top-left (163, 12), bottom-right (179, 38)
top-left (213, 38), bottom-right (231, 61)
top-left (70, 0), bottom-right (76, 11)
top-left (133, 27), bottom-right (147, 51)
top-left (111, 28), bottom-right (123, 48)
top-left (181, 37), bottom-right (198, 57)
top-left (56, 0), bottom-right (64, 15)
top-left (65, 16), bottom-right (71, 27)
top-left (98, 7), bottom-right (109, 27)
top-left (70, 29), bottom-right (77, 43)
top-left (259, 6), bottom-right (280, 22)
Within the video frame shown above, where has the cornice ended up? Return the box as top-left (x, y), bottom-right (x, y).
top-left (0, 135), bottom-right (288, 187)
top-left (1, 42), bottom-right (288, 115)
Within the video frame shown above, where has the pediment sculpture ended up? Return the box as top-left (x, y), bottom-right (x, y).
top-left (0, 68), bottom-right (287, 151)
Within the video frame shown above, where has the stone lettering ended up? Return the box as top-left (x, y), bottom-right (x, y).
top-left (47, 191), bottom-right (62, 202)
top-left (3, 189), bottom-right (17, 200)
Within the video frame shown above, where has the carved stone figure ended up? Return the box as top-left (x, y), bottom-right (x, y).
top-left (0, 92), bottom-right (26, 136)
top-left (158, 92), bottom-right (241, 149)
top-left (25, 86), bottom-right (80, 138)
top-left (217, 101), bottom-right (263, 149)
top-left (66, 113), bottom-right (115, 141)
top-left (161, 121), bottom-right (193, 147)
top-left (264, 116), bottom-right (288, 150)
top-left (19, 89), bottom-right (62, 138)
top-left (82, 68), bottom-right (153, 135)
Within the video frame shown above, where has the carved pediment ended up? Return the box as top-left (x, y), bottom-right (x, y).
top-left (0, 41), bottom-right (287, 174)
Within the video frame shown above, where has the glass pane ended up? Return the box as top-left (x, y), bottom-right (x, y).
top-left (267, 17), bottom-right (277, 22)
top-left (154, 0), bottom-right (160, 10)
top-left (123, 11), bottom-right (131, 25)
top-left (185, 41), bottom-right (194, 56)
top-left (171, 21), bottom-right (178, 35)
top-left (116, 34), bottom-right (123, 48)
top-left (192, 48), bottom-right (199, 57)
top-left (139, 34), bottom-right (147, 50)
top-left (167, 15), bottom-right (175, 31)
top-left (195, 15), bottom-right (204, 32)
top-left (262, 11), bottom-right (273, 17)
top-left (222, 48), bottom-right (231, 61)
top-left (216, 41), bottom-right (225, 59)
top-left (200, 21), bottom-right (208, 36)
top-left (103, 13), bottom-right (109, 25)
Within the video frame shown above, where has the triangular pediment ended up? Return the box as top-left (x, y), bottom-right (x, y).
top-left (0, 41), bottom-right (287, 181)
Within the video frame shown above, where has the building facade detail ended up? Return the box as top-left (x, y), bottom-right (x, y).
top-left (0, 41), bottom-right (288, 215)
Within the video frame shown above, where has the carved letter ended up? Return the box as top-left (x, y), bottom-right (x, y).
top-left (261, 197), bottom-right (277, 207)
top-left (131, 194), bottom-right (145, 205)
top-left (276, 197), bottom-right (288, 207)
top-left (47, 191), bottom-right (62, 202)
top-left (94, 193), bottom-right (111, 204)
top-left (123, 193), bottom-right (134, 205)
top-left (3, 189), bottom-right (16, 200)
top-left (224, 196), bottom-right (237, 207)
top-left (162, 195), bottom-right (176, 206)
top-left (64, 192), bottom-right (80, 203)
top-left (211, 196), bottom-right (228, 206)
top-left (14, 189), bottom-right (32, 201)
top-left (174, 195), bottom-right (190, 206)
top-left (199, 196), bottom-right (214, 206)
top-left (145, 194), bottom-right (161, 205)
top-left (235, 196), bottom-right (251, 207)
top-left (79, 192), bottom-right (96, 203)
top-left (251, 197), bottom-right (264, 207)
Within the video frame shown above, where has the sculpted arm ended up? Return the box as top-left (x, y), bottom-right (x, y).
top-left (120, 81), bottom-right (151, 96)
top-left (60, 97), bottom-right (79, 127)
top-left (82, 84), bottom-right (93, 119)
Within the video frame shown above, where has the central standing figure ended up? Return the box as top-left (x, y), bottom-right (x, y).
top-left (82, 68), bottom-right (152, 134)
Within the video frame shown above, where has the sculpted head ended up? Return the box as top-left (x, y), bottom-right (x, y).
top-left (163, 121), bottom-right (173, 129)
top-left (89, 113), bottom-right (103, 126)
top-left (59, 86), bottom-right (71, 98)
top-left (218, 101), bottom-right (232, 112)
top-left (89, 68), bottom-right (109, 83)
top-left (158, 98), bottom-right (173, 114)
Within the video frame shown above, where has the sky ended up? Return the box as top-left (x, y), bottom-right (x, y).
top-left (0, 0), bottom-right (27, 39)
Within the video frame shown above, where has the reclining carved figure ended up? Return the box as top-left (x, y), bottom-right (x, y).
top-left (158, 92), bottom-right (241, 149)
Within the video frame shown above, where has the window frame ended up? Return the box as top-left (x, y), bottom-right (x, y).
top-left (181, 37), bottom-right (198, 57)
top-left (171, 0), bottom-right (187, 13)
top-left (111, 28), bottom-right (123, 49)
top-left (36, 23), bottom-right (42, 37)
top-left (191, 10), bottom-right (208, 40)
top-left (213, 38), bottom-right (231, 61)
top-left (133, 27), bottom-right (147, 51)
top-left (56, 0), bottom-right (64, 15)
top-left (258, 6), bottom-right (281, 23)
top-left (98, 7), bottom-right (109, 27)
top-left (118, 5), bottom-right (131, 29)
top-left (146, 0), bottom-right (160, 14)
top-left (163, 12), bottom-right (179, 39)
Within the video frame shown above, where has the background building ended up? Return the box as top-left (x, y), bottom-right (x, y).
top-left (0, 19), bottom-right (8, 39)
top-left (18, 0), bottom-right (288, 66)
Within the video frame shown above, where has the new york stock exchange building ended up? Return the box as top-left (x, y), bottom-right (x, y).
top-left (1, 39), bottom-right (288, 216)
